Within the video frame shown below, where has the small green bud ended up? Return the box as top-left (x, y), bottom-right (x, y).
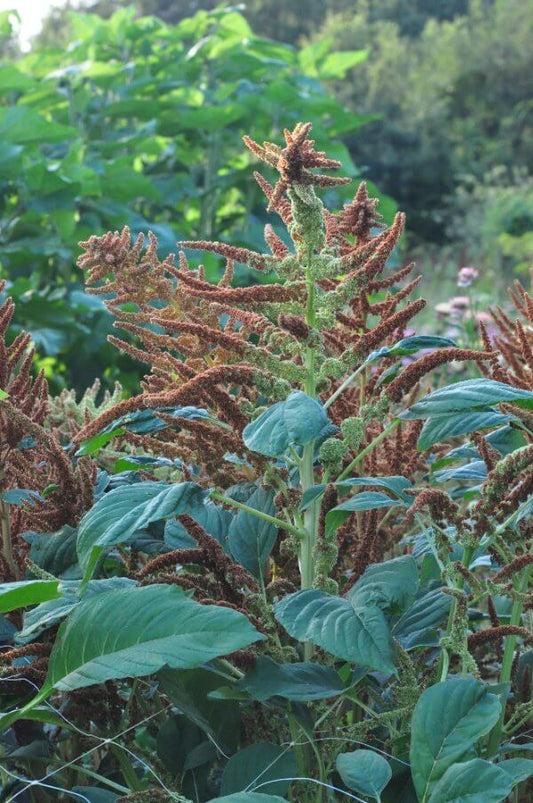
top-left (341, 417), bottom-right (365, 450)
top-left (319, 358), bottom-right (345, 380)
top-left (318, 437), bottom-right (348, 471)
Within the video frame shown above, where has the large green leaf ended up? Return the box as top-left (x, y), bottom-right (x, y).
top-left (45, 585), bottom-right (263, 691)
top-left (428, 758), bottom-right (512, 803)
top-left (235, 656), bottom-right (346, 701)
top-left (418, 411), bottom-right (513, 450)
top-left (403, 379), bottom-right (533, 420)
top-left (326, 492), bottom-right (404, 536)
top-left (347, 556), bottom-right (418, 612)
top-left (0, 580), bottom-right (61, 614)
top-left (275, 589), bottom-right (395, 673)
top-left (228, 486), bottom-right (277, 577)
top-left (410, 678), bottom-right (502, 802)
top-left (243, 391), bottom-right (336, 457)
top-left (336, 749), bottom-right (392, 798)
top-left (18, 577), bottom-right (137, 644)
top-left (0, 106), bottom-right (76, 144)
top-left (159, 667), bottom-right (241, 752)
top-left (392, 588), bottom-right (452, 649)
top-left (300, 475), bottom-right (412, 511)
top-left (77, 481), bottom-right (206, 579)
top-left (220, 742), bottom-right (297, 797)
top-left (498, 757), bottom-right (533, 786)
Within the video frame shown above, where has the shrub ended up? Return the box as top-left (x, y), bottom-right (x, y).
top-left (0, 124), bottom-right (531, 802)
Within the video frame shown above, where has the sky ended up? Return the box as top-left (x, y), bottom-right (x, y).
top-left (0, 1), bottom-right (64, 49)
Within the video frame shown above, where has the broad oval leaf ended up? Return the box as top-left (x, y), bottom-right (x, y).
top-left (498, 757), bottom-right (533, 786)
top-left (410, 677), bottom-right (502, 802)
top-left (275, 589), bottom-right (395, 673)
top-left (228, 486), bottom-right (277, 578)
top-left (336, 749), bottom-right (392, 798)
top-left (402, 379), bottom-right (533, 420)
top-left (428, 758), bottom-right (513, 803)
top-left (18, 577), bottom-right (137, 644)
top-left (235, 656), bottom-right (346, 701)
top-left (46, 584), bottom-right (264, 691)
top-left (220, 741), bottom-right (297, 797)
top-left (347, 555), bottom-right (418, 612)
top-left (418, 411), bottom-right (513, 450)
top-left (77, 480), bottom-right (206, 579)
top-left (393, 587), bottom-right (452, 650)
top-left (243, 391), bottom-right (336, 457)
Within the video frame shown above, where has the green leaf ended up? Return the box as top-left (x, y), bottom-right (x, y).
top-left (235, 656), bottom-right (346, 701)
top-left (18, 577), bottom-right (137, 644)
top-left (365, 335), bottom-right (457, 367)
top-left (428, 758), bottom-right (513, 803)
top-left (498, 757), bottom-right (533, 786)
top-left (159, 667), bottom-right (241, 752)
top-left (25, 525), bottom-right (78, 578)
top-left (220, 742), bottom-right (297, 797)
top-left (326, 492), bottom-right (404, 537)
top-left (299, 475), bottom-right (412, 511)
top-left (403, 379), bottom-right (533, 420)
top-left (320, 49), bottom-right (369, 78)
top-left (0, 580), bottom-right (61, 614)
top-left (393, 588), bottom-right (452, 649)
top-left (410, 678), bottom-right (502, 802)
top-left (336, 749), bottom-right (392, 798)
top-left (418, 411), bottom-right (513, 450)
top-left (243, 391), bottom-right (336, 457)
top-left (275, 590), bottom-right (395, 673)
top-left (45, 584), bottom-right (263, 692)
top-left (228, 486), bottom-right (277, 577)
top-left (77, 481), bottom-right (206, 579)
top-left (0, 388), bottom-right (8, 399)
top-left (347, 556), bottom-right (418, 612)
top-left (0, 106), bottom-right (76, 144)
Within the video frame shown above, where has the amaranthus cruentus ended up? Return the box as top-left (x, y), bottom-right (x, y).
top-left (0, 282), bottom-right (95, 580)
top-left (0, 124), bottom-right (531, 802)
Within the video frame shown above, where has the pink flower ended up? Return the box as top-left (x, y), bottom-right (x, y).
top-left (457, 266), bottom-right (479, 287)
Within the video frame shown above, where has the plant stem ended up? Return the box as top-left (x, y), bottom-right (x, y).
top-left (323, 363), bottom-right (365, 410)
top-left (298, 254), bottom-right (320, 659)
top-left (110, 743), bottom-right (143, 791)
top-left (0, 497), bottom-right (18, 579)
top-left (486, 565), bottom-right (531, 757)
top-left (211, 491), bottom-right (304, 540)
top-left (336, 418), bottom-right (401, 482)
top-left (437, 544), bottom-right (474, 682)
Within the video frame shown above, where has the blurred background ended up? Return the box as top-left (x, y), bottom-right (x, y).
top-left (0, 0), bottom-right (531, 393)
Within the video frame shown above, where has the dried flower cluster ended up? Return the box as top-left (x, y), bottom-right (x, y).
top-left (0, 282), bottom-right (94, 580)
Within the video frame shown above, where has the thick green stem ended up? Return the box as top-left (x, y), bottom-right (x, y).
top-left (486, 565), bottom-right (531, 757)
top-left (299, 258), bottom-right (319, 662)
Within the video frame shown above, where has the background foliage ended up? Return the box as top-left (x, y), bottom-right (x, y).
top-left (0, 4), bottom-right (376, 392)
